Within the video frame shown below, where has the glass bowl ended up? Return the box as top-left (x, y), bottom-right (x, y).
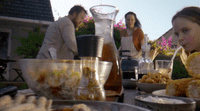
top-left (19, 59), bottom-right (112, 100)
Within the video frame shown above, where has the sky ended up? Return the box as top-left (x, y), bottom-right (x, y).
top-left (50, 0), bottom-right (200, 41)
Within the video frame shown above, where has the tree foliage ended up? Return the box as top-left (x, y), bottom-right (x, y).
top-left (75, 16), bottom-right (123, 49)
top-left (14, 27), bottom-right (45, 58)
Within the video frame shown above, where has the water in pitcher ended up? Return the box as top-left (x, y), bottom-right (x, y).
top-left (95, 19), bottom-right (113, 41)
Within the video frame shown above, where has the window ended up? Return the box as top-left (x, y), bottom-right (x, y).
top-left (0, 28), bottom-right (12, 77)
top-left (0, 32), bottom-right (9, 59)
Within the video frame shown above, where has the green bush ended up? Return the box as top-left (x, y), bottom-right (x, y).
top-left (114, 28), bottom-right (121, 49)
top-left (14, 27), bottom-right (45, 58)
top-left (75, 19), bottom-right (95, 36)
top-left (75, 18), bottom-right (121, 49)
top-left (15, 17), bottom-right (122, 58)
top-left (0, 83), bottom-right (29, 90)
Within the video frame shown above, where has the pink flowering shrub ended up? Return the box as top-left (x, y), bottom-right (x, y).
top-left (158, 36), bottom-right (172, 51)
top-left (149, 36), bottom-right (174, 55)
top-left (76, 16), bottom-right (125, 48)
top-left (113, 19), bottom-right (126, 48)
top-left (114, 19), bottom-right (126, 30)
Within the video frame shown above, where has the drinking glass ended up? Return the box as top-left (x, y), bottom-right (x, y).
top-left (155, 60), bottom-right (173, 78)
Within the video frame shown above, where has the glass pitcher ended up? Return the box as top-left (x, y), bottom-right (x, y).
top-left (90, 5), bottom-right (122, 94)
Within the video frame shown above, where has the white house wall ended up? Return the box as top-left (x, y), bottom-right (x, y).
top-left (0, 16), bottom-right (52, 81)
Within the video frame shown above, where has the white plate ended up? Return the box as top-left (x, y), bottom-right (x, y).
top-left (152, 89), bottom-right (167, 96)
top-left (152, 89), bottom-right (200, 107)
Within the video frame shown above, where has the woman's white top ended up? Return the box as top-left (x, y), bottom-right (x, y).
top-left (121, 36), bottom-right (141, 59)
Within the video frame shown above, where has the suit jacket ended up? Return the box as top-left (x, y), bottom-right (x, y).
top-left (36, 16), bottom-right (78, 59)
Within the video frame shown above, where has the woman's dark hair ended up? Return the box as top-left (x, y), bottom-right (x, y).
top-left (68, 5), bottom-right (87, 15)
top-left (125, 11), bottom-right (141, 28)
top-left (172, 6), bottom-right (200, 25)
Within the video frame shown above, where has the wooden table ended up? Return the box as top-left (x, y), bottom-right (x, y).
top-left (123, 89), bottom-right (140, 105)
top-left (15, 88), bottom-right (200, 111)
top-left (122, 89), bottom-right (200, 111)
top-left (15, 88), bottom-right (138, 103)
top-left (105, 89), bottom-right (141, 104)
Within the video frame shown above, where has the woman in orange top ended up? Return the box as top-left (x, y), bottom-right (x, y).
top-left (119, 11), bottom-right (145, 59)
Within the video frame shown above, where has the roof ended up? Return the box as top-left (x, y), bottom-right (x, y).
top-left (0, 0), bottom-right (54, 22)
top-left (156, 28), bottom-right (178, 45)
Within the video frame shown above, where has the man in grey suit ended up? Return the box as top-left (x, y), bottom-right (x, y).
top-left (37, 5), bottom-right (87, 59)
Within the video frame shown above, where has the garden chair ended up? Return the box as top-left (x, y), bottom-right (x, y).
top-left (12, 68), bottom-right (25, 81)
top-left (0, 63), bottom-right (7, 81)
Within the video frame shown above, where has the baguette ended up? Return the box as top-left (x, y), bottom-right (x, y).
top-left (32, 107), bottom-right (46, 111)
top-left (0, 95), bottom-right (13, 110)
top-left (37, 96), bottom-right (47, 108)
top-left (186, 52), bottom-right (200, 78)
top-left (26, 96), bottom-right (36, 103)
top-left (46, 99), bottom-right (53, 111)
top-left (4, 103), bottom-right (36, 111)
top-left (186, 79), bottom-right (200, 98)
top-left (14, 95), bottom-right (26, 106)
top-left (0, 95), bottom-right (52, 111)
top-left (166, 78), bottom-right (193, 97)
top-left (72, 104), bottom-right (91, 111)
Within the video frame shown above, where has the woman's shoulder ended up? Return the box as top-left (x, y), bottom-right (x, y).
top-left (134, 27), bottom-right (143, 32)
top-left (134, 27), bottom-right (144, 35)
